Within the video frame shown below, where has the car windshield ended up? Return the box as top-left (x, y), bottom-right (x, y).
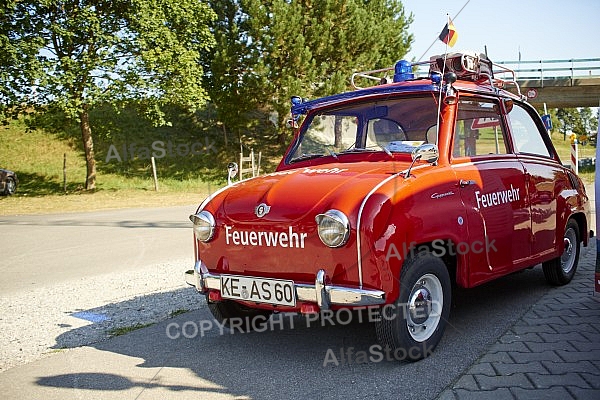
top-left (288, 96), bottom-right (439, 163)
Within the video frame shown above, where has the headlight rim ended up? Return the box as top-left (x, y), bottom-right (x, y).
top-left (190, 210), bottom-right (216, 242)
top-left (315, 209), bottom-right (350, 248)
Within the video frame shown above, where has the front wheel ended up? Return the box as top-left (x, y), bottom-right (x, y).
top-left (542, 219), bottom-right (580, 286)
top-left (375, 251), bottom-right (451, 361)
top-left (208, 300), bottom-right (273, 332)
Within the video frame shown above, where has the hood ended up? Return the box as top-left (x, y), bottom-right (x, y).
top-left (214, 162), bottom-right (412, 223)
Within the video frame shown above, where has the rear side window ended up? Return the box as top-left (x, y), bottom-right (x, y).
top-left (507, 104), bottom-right (551, 157)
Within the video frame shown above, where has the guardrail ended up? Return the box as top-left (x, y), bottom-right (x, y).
top-left (495, 58), bottom-right (600, 80)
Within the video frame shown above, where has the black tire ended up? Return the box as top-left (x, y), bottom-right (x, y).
top-left (208, 300), bottom-right (272, 332)
top-left (3, 177), bottom-right (16, 195)
top-left (375, 251), bottom-right (451, 361)
top-left (542, 219), bottom-right (580, 286)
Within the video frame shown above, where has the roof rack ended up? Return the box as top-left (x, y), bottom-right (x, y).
top-left (351, 51), bottom-right (523, 99)
top-left (491, 62), bottom-right (523, 99)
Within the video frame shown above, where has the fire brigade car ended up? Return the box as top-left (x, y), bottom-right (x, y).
top-left (187, 52), bottom-right (591, 360)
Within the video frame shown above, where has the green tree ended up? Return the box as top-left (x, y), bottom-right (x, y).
top-left (205, 0), bottom-right (413, 144)
top-left (201, 0), bottom-right (264, 147)
top-left (1, 0), bottom-right (215, 189)
top-left (555, 108), bottom-right (578, 141)
top-left (553, 107), bottom-right (598, 143)
top-left (578, 107), bottom-right (596, 135)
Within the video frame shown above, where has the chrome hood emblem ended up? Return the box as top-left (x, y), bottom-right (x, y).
top-left (255, 203), bottom-right (271, 218)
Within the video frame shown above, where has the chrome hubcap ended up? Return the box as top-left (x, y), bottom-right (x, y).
top-left (406, 274), bottom-right (443, 342)
top-left (560, 228), bottom-right (577, 274)
top-left (409, 287), bottom-right (432, 325)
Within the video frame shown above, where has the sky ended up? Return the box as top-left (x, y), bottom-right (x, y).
top-left (401, 0), bottom-right (600, 63)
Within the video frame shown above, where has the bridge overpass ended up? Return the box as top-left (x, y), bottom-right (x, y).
top-left (496, 58), bottom-right (600, 108)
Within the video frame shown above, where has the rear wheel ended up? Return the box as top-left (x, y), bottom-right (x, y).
top-left (542, 219), bottom-right (580, 286)
top-left (208, 300), bottom-right (272, 332)
top-left (375, 251), bottom-right (451, 361)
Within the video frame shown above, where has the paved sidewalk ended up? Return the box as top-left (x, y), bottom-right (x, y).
top-left (438, 240), bottom-right (600, 399)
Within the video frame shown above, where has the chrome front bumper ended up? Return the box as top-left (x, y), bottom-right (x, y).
top-left (185, 260), bottom-right (386, 310)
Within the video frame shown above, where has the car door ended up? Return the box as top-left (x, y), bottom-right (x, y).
top-left (451, 97), bottom-right (532, 286)
top-left (506, 102), bottom-right (566, 258)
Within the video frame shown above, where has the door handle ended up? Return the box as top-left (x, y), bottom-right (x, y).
top-left (459, 179), bottom-right (476, 188)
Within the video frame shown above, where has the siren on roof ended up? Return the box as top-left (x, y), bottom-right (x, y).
top-left (429, 51), bottom-right (493, 81)
top-left (393, 60), bottom-right (414, 82)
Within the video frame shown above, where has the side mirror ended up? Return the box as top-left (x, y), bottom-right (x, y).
top-left (405, 144), bottom-right (438, 178)
top-left (412, 143), bottom-right (439, 164)
top-left (227, 162), bottom-right (239, 185)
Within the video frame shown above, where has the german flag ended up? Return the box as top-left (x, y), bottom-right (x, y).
top-left (439, 20), bottom-right (458, 47)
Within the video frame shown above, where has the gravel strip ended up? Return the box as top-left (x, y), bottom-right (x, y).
top-left (0, 258), bottom-right (205, 372)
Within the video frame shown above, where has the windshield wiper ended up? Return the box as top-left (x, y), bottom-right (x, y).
top-left (289, 153), bottom-right (325, 163)
top-left (340, 147), bottom-right (377, 154)
top-left (326, 147), bottom-right (339, 160)
top-left (379, 145), bottom-right (393, 158)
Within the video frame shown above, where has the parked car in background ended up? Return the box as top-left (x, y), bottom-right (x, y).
top-left (0, 169), bottom-right (18, 195)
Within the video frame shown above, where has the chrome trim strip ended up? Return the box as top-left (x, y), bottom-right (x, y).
top-left (187, 268), bottom-right (385, 307)
top-left (477, 208), bottom-right (494, 271)
top-left (196, 178), bottom-right (250, 212)
top-left (327, 286), bottom-right (386, 306)
top-left (355, 164), bottom-right (433, 288)
top-left (296, 284), bottom-right (317, 303)
top-left (356, 170), bottom-right (404, 289)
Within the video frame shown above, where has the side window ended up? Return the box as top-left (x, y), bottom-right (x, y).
top-left (507, 104), bottom-right (551, 157)
top-left (453, 99), bottom-right (508, 158)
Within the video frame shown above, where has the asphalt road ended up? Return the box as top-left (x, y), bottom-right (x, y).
top-left (0, 260), bottom-right (571, 400)
top-left (0, 205), bottom-right (197, 294)
top-left (0, 193), bottom-right (596, 399)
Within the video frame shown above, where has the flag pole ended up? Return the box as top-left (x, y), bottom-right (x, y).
top-left (416, 0), bottom-right (471, 62)
top-left (434, 14), bottom-right (451, 148)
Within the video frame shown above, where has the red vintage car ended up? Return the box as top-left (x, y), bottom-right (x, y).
top-left (187, 52), bottom-right (591, 360)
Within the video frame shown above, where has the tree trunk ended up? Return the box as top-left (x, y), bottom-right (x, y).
top-left (79, 108), bottom-right (97, 190)
top-left (334, 115), bottom-right (343, 150)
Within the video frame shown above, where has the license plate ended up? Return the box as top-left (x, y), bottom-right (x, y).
top-left (220, 275), bottom-right (296, 307)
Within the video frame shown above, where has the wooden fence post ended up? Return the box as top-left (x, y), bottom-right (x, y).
top-left (151, 156), bottom-right (159, 191)
top-left (63, 153), bottom-right (67, 192)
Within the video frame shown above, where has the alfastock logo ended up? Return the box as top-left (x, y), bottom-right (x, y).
top-left (105, 138), bottom-right (217, 163)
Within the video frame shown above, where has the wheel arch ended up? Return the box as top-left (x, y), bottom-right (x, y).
top-left (568, 212), bottom-right (589, 247)
top-left (399, 239), bottom-right (460, 288)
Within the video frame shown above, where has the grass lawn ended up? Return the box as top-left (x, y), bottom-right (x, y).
top-left (0, 119), bottom-right (595, 216)
top-left (0, 119), bottom-right (218, 215)
top-left (550, 131), bottom-right (595, 184)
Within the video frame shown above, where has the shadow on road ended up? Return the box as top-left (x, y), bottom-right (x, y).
top-left (37, 372), bottom-right (221, 395)
top-left (33, 265), bottom-right (560, 399)
top-left (0, 218), bottom-right (190, 229)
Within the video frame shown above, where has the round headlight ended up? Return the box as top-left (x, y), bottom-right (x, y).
top-left (315, 209), bottom-right (350, 248)
top-left (189, 210), bottom-right (216, 242)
